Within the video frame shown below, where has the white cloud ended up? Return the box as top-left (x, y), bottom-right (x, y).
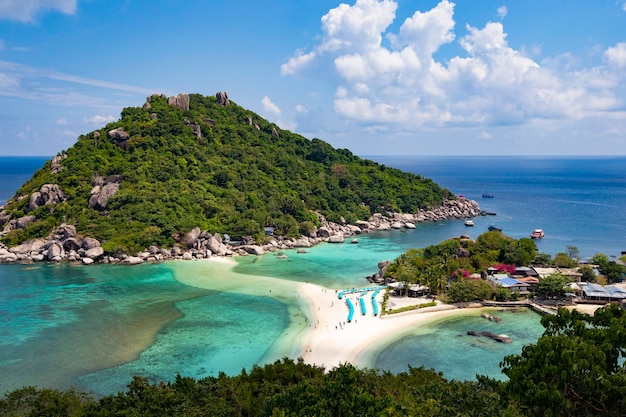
top-left (320, 0), bottom-right (397, 53)
top-left (396, 0), bottom-right (455, 59)
top-left (83, 115), bottom-right (115, 125)
top-left (604, 42), bottom-right (626, 69)
top-left (262, 96), bottom-right (281, 115)
top-left (56, 118), bottom-right (68, 125)
top-left (295, 104), bottom-right (308, 114)
top-left (282, 0), bottom-right (624, 134)
top-left (497, 6), bottom-right (507, 19)
top-left (0, 0), bottom-right (77, 23)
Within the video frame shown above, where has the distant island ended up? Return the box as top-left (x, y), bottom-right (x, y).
top-left (0, 92), bottom-right (482, 264)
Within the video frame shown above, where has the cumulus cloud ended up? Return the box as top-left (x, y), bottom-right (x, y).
top-left (262, 96), bottom-right (281, 115)
top-left (83, 115), bottom-right (115, 125)
top-left (0, 0), bottom-right (77, 23)
top-left (604, 42), bottom-right (626, 69)
top-left (282, 0), bottom-right (625, 132)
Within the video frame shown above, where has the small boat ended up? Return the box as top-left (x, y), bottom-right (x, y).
top-left (351, 238), bottom-right (359, 244)
top-left (482, 193), bottom-right (494, 198)
top-left (488, 224), bottom-right (502, 232)
top-left (464, 219), bottom-right (474, 227)
top-left (531, 229), bottom-right (544, 239)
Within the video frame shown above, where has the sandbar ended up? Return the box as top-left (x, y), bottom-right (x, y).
top-left (296, 282), bottom-right (472, 370)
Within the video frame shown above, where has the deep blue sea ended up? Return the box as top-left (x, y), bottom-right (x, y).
top-left (0, 155), bottom-right (624, 396)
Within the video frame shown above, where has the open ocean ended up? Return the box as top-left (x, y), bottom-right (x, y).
top-left (0, 155), bottom-right (624, 396)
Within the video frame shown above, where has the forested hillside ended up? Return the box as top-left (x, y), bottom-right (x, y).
top-left (0, 92), bottom-right (451, 254)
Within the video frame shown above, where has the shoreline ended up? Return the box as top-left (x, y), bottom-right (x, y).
top-left (171, 258), bottom-right (612, 373)
top-left (296, 281), bottom-right (476, 370)
top-left (170, 257), bottom-right (474, 371)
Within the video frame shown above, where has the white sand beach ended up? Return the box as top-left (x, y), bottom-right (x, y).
top-left (172, 257), bottom-right (478, 371)
top-left (296, 282), bottom-right (471, 370)
top-left (174, 257), bottom-right (614, 373)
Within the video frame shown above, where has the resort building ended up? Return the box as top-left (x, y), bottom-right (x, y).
top-left (578, 283), bottom-right (626, 303)
top-left (488, 275), bottom-right (531, 296)
top-left (532, 267), bottom-right (583, 282)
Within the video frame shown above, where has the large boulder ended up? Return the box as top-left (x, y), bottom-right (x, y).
top-left (317, 227), bottom-right (331, 238)
top-left (108, 128), bottom-right (130, 149)
top-left (206, 234), bottom-right (227, 255)
top-left (63, 237), bottom-right (82, 252)
top-left (122, 256), bottom-right (144, 265)
top-left (28, 184), bottom-right (67, 212)
top-left (184, 227), bottom-right (201, 248)
top-left (46, 242), bottom-right (65, 261)
top-left (55, 224), bottom-right (77, 240)
top-left (82, 237), bottom-right (101, 250)
top-left (168, 93), bottom-right (190, 111)
top-left (328, 234), bottom-right (345, 243)
top-left (242, 245), bottom-right (265, 256)
top-left (10, 239), bottom-right (45, 255)
top-left (216, 91), bottom-right (230, 106)
top-left (88, 183), bottom-right (120, 210)
top-left (15, 215), bottom-right (37, 230)
top-left (85, 246), bottom-right (104, 259)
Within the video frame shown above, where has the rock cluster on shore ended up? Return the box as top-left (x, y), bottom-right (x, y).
top-left (0, 198), bottom-right (482, 265)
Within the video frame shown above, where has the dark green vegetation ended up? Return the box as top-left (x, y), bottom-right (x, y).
top-left (385, 231), bottom-right (540, 302)
top-left (0, 93), bottom-right (451, 254)
top-left (385, 231), bottom-right (625, 303)
top-left (2, 305), bottom-right (624, 416)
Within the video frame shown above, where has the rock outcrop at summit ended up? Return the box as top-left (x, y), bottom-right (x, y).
top-left (216, 91), bottom-right (230, 106)
top-left (168, 93), bottom-right (190, 111)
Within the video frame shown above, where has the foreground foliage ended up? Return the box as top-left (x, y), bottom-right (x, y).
top-left (2, 305), bottom-right (624, 416)
top-left (1, 93), bottom-right (451, 253)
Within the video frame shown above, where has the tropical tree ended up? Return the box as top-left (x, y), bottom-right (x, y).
top-left (578, 265), bottom-right (595, 282)
top-left (447, 278), bottom-right (494, 303)
top-left (565, 245), bottom-right (580, 261)
top-left (535, 273), bottom-right (571, 299)
top-left (553, 252), bottom-right (577, 268)
top-left (499, 238), bottom-right (537, 266)
top-left (532, 252), bottom-right (552, 266)
top-left (590, 253), bottom-right (626, 283)
top-left (501, 305), bottom-right (626, 416)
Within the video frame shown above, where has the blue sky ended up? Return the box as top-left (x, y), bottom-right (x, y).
top-left (1, 0), bottom-right (626, 156)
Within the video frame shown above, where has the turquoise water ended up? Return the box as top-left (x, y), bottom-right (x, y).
top-left (373, 308), bottom-right (545, 380)
top-left (2, 156), bottom-right (623, 395)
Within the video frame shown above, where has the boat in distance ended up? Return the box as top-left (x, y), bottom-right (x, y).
top-left (530, 229), bottom-right (544, 239)
top-left (464, 219), bottom-right (474, 227)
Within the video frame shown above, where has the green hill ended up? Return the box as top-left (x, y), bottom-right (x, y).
top-left (0, 92), bottom-right (452, 254)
